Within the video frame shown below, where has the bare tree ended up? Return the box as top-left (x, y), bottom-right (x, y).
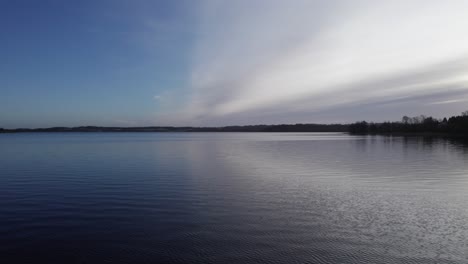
top-left (402, 116), bottom-right (410, 124)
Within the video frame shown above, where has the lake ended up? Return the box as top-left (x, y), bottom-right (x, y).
top-left (1, 133), bottom-right (467, 263)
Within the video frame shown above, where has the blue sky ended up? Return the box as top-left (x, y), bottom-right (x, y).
top-left (1, 0), bottom-right (194, 127)
top-left (2, 0), bottom-right (468, 128)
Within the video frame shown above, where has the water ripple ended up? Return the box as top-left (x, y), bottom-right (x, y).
top-left (0, 133), bottom-right (467, 263)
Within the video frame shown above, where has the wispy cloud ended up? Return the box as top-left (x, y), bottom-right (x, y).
top-left (170, 0), bottom-right (468, 124)
top-left (428, 99), bottom-right (468, 105)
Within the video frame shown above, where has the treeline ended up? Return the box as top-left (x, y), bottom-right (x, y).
top-left (3, 111), bottom-right (467, 135)
top-left (0, 124), bottom-right (348, 133)
top-left (216, 124), bottom-right (348, 132)
top-left (349, 111), bottom-right (468, 135)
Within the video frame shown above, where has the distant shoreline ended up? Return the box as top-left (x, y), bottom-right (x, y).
top-left (1, 128), bottom-right (467, 138)
top-left (0, 124), bottom-right (349, 133)
top-left (348, 112), bottom-right (468, 136)
top-left (2, 112), bottom-right (467, 136)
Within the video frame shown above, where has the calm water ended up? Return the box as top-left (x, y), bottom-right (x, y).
top-left (1, 133), bottom-right (468, 263)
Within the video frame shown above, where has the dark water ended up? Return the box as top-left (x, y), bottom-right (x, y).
top-left (1, 133), bottom-right (468, 264)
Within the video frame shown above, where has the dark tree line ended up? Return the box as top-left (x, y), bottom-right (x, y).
top-left (3, 111), bottom-right (467, 135)
top-left (349, 111), bottom-right (468, 135)
top-left (0, 124), bottom-right (348, 133)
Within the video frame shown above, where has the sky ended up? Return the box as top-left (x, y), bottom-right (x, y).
top-left (1, 0), bottom-right (468, 128)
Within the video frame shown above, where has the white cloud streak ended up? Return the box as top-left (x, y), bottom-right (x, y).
top-left (168, 0), bottom-right (468, 124)
top-left (428, 99), bottom-right (468, 105)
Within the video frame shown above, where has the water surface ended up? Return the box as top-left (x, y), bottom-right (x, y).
top-left (1, 133), bottom-right (467, 263)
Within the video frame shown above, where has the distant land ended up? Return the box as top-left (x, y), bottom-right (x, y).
top-left (1, 111), bottom-right (467, 135)
top-left (349, 111), bottom-right (468, 135)
top-left (0, 124), bottom-right (348, 133)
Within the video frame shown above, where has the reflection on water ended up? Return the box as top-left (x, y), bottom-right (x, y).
top-left (0, 133), bottom-right (467, 263)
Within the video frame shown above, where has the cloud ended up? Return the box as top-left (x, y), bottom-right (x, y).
top-left (172, 0), bottom-right (468, 124)
top-left (153, 95), bottom-right (162, 100)
top-left (428, 99), bottom-right (468, 105)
